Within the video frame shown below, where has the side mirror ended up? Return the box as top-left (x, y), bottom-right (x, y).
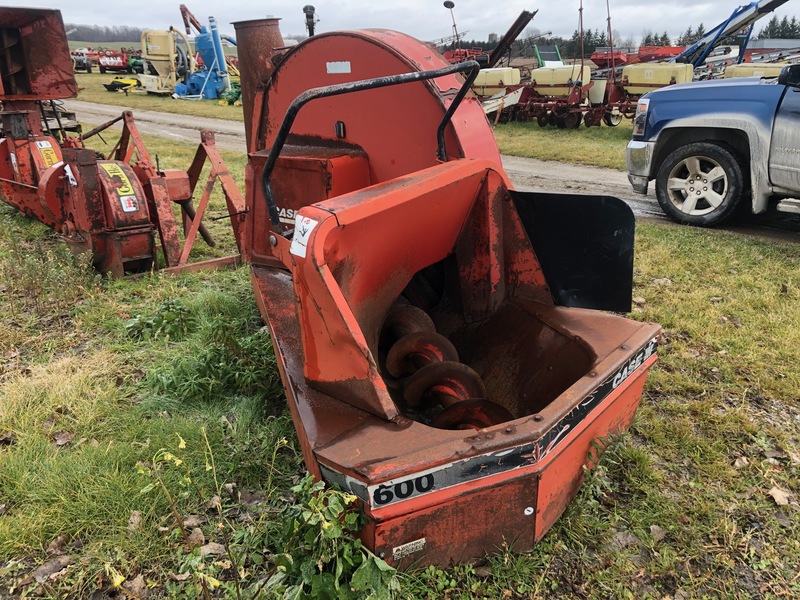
top-left (778, 64), bottom-right (800, 87)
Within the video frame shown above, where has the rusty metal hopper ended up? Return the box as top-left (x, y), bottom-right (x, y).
top-left (0, 7), bottom-right (77, 101)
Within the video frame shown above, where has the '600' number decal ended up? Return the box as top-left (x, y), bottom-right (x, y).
top-left (372, 474), bottom-right (434, 506)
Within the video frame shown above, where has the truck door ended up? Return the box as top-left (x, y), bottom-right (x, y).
top-left (768, 86), bottom-right (800, 191)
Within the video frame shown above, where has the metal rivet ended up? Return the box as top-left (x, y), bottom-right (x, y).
top-left (524, 507), bottom-right (534, 516)
top-left (505, 427), bottom-right (513, 433)
top-left (533, 414), bottom-right (544, 422)
top-left (379, 552), bottom-right (385, 559)
top-left (589, 371), bottom-right (597, 377)
top-left (621, 345), bottom-right (628, 350)
top-left (269, 235), bottom-right (277, 246)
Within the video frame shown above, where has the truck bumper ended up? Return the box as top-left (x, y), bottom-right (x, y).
top-left (625, 140), bottom-right (655, 195)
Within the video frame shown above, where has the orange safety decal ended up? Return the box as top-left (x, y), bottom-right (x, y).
top-left (99, 162), bottom-right (141, 213)
top-left (35, 141), bottom-right (59, 168)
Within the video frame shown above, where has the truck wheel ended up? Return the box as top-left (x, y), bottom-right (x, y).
top-left (655, 142), bottom-right (744, 226)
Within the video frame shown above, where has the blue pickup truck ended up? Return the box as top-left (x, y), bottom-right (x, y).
top-left (626, 63), bottom-right (800, 226)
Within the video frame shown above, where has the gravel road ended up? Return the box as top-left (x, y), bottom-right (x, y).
top-left (62, 99), bottom-right (798, 240)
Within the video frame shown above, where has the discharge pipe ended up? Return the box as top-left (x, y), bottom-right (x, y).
top-left (208, 16), bottom-right (230, 92)
top-left (232, 17), bottom-right (284, 153)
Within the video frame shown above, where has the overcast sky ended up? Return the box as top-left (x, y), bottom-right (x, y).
top-left (14, 0), bottom-right (798, 44)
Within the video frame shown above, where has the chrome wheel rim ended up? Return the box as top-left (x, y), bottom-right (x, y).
top-left (666, 155), bottom-right (728, 216)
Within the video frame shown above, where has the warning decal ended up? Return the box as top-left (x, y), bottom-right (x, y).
top-left (289, 215), bottom-right (318, 258)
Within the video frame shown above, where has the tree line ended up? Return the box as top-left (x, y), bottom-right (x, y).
top-left (445, 13), bottom-right (800, 63)
top-left (756, 15), bottom-right (800, 39)
top-left (66, 24), bottom-right (144, 43)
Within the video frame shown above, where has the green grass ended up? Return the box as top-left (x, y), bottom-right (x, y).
top-left (74, 73), bottom-right (244, 121)
top-left (492, 120), bottom-right (633, 170)
top-left (1, 130), bottom-right (799, 597)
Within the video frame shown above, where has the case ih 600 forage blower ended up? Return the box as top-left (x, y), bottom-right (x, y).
top-left (234, 18), bottom-right (660, 566)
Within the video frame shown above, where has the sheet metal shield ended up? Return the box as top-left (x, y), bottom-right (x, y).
top-left (511, 191), bottom-right (635, 312)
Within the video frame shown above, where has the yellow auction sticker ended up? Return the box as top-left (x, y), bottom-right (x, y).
top-left (100, 162), bottom-right (140, 213)
top-left (35, 140), bottom-right (59, 168)
top-left (100, 162), bottom-right (136, 196)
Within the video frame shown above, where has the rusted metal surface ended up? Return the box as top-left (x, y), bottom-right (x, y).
top-left (0, 8), bottom-right (248, 278)
top-left (182, 130), bottom-right (247, 258)
top-left (239, 28), bottom-right (504, 266)
top-left (0, 8), bottom-right (77, 100)
top-left (96, 161), bottom-right (152, 230)
top-left (232, 18), bottom-right (285, 154)
top-left (259, 31), bottom-right (501, 175)
top-left (258, 60), bottom-right (481, 228)
top-left (253, 247), bottom-right (658, 566)
top-left (61, 148), bottom-right (156, 276)
top-left (1, 106), bottom-right (244, 276)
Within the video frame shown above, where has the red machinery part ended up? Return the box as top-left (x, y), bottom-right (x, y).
top-left (250, 159), bottom-right (659, 565)
top-left (239, 22), bottom-right (660, 567)
top-left (0, 8), bottom-right (77, 100)
top-left (235, 25), bottom-right (505, 260)
top-left (1, 8), bottom-right (248, 278)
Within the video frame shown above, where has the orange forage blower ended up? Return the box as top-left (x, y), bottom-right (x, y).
top-left (238, 19), bottom-right (660, 567)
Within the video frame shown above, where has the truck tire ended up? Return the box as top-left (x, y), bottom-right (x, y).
top-left (655, 142), bottom-right (744, 227)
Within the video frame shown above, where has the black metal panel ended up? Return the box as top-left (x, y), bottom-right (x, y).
top-left (511, 190), bottom-right (635, 313)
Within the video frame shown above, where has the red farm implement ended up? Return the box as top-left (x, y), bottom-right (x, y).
top-left (234, 17), bottom-right (661, 566)
top-left (0, 7), bottom-right (245, 277)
